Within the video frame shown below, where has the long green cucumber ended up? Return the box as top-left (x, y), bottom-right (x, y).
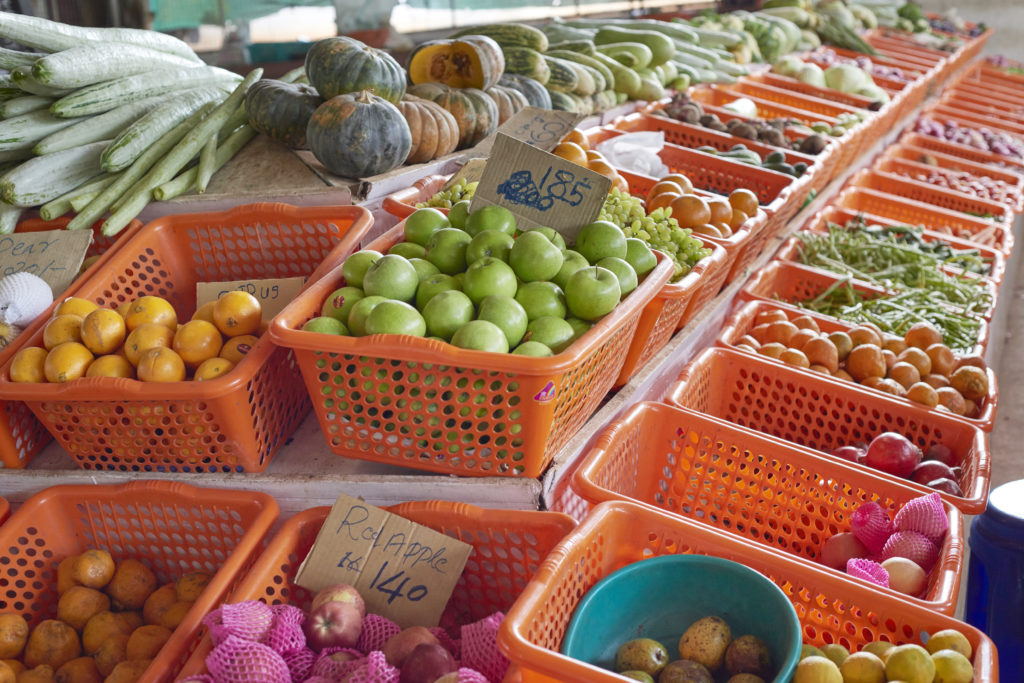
top-left (0, 46), bottom-right (38, 71)
top-left (547, 40), bottom-right (596, 55)
top-left (546, 50), bottom-right (614, 91)
top-left (595, 42), bottom-right (653, 69)
top-left (10, 66), bottom-right (73, 97)
top-left (154, 123), bottom-right (256, 201)
top-left (0, 139), bottom-right (108, 207)
top-left (0, 109), bottom-right (76, 151)
top-left (594, 27), bottom-right (673, 67)
top-left (34, 93), bottom-right (170, 155)
top-left (32, 43), bottom-right (199, 89)
top-left (591, 51), bottom-right (642, 98)
top-left (0, 95), bottom-right (51, 118)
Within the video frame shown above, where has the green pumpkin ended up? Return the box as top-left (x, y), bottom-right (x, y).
top-left (497, 73), bottom-right (552, 110)
top-left (245, 79), bottom-right (323, 149)
top-left (306, 90), bottom-right (412, 178)
top-left (304, 36), bottom-right (406, 104)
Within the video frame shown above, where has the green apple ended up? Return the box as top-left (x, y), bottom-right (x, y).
top-left (450, 320), bottom-right (509, 353)
top-left (465, 205), bottom-right (516, 237)
top-left (512, 341), bottom-right (553, 356)
top-left (362, 254), bottom-right (419, 303)
top-left (565, 266), bottom-right (621, 321)
top-left (388, 241), bottom-right (426, 259)
top-left (624, 238), bottom-right (657, 277)
top-left (515, 281), bottom-right (566, 321)
top-left (347, 295), bottom-right (387, 336)
top-left (522, 225), bottom-right (566, 250)
top-left (422, 290), bottom-right (474, 340)
top-left (448, 200), bottom-right (471, 230)
top-left (365, 300), bottom-right (426, 336)
top-left (341, 249), bottom-right (381, 289)
top-left (425, 227), bottom-right (472, 275)
top-left (467, 230), bottom-right (514, 264)
top-left (404, 208), bottom-right (450, 245)
top-left (321, 285), bottom-right (364, 323)
top-left (597, 256), bottom-right (638, 296)
top-left (477, 295), bottom-right (528, 348)
top-left (302, 316), bottom-right (348, 335)
top-left (553, 249), bottom-right (590, 290)
top-left (576, 220), bottom-right (627, 264)
top-left (462, 257), bottom-right (517, 305)
top-left (524, 316), bottom-right (574, 353)
top-left (409, 257), bottom-right (440, 282)
top-left (450, 273), bottom-right (465, 290)
top-left (415, 274), bottom-right (459, 310)
top-left (566, 317), bottom-right (592, 343)
top-left (510, 231), bottom-right (564, 283)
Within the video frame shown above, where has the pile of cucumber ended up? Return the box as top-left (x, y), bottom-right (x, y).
top-left (694, 144), bottom-right (809, 178)
top-left (0, 12), bottom-right (260, 236)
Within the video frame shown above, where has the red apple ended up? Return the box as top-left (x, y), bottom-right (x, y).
top-left (864, 432), bottom-right (922, 478)
top-left (925, 444), bottom-right (957, 467)
top-left (832, 446), bottom-right (866, 464)
top-left (311, 583), bottom-right (366, 617)
top-left (304, 601), bottom-right (363, 651)
top-left (399, 643), bottom-right (457, 683)
top-left (382, 627), bottom-right (441, 668)
top-left (820, 532), bottom-right (870, 570)
top-left (911, 460), bottom-right (957, 485)
top-left (927, 478), bottom-right (964, 496)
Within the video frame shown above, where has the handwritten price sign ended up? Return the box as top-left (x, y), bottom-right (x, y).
top-left (465, 107), bottom-right (584, 158)
top-left (294, 494), bottom-right (472, 628)
top-left (0, 229), bottom-right (93, 296)
top-left (196, 276), bottom-right (306, 320)
top-left (471, 134), bottom-right (610, 241)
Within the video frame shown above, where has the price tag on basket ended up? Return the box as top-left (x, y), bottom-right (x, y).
top-left (294, 493), bottom-right (473, 629)
top-left (196, 276), bottom-right (306, 320)
top-left (441, 157), bottom-right (488, 191)
top-left (465, 107), bottom-right (585, 158)
top-left (470, 133), bottom-right (610, 240)
top-left (0, 229), bottom-right (93, 296)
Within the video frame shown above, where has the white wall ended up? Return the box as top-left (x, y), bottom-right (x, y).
top-left (916, 0), bottom-right (1024, 61)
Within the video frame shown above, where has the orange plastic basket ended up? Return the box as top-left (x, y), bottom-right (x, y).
top-left (269, 221), bottom-right (672, 478)
top-left (382, 174), bottom-right (451, 220)
top-left (667, 347), bottom-right (992, 513)
top-left (677, 236), bottom-right (730, 331)
top-left (927, 102), bottom-right (1024, 138)
top-left (0, 480), bottom-right (279, 683)
top-left (0, 496), bottom-right (7, 527)
top-left (0, 216), bottom-right (144, 468)
top-left (900, 130), bottom-right (1024, 177)
top-left (946, 80), bottom-right (1024, 111)
top-left (937, 92), bottom-right (1024, 128)
top-left (834, 186), bottom-right (1012, 253)
top-left (727, 79), bottom-right (867, 118)
top-left (807, 45), bottom-right (933, 80)
top-left (572, 401), bottom-right (965, 613)
top-left (0, 203), bottom-right (373, 472)
top-left (177, 501), bottom-right (577, 678)
top-left (717, 299), bottom-right (996, 430)
top-left (688, 84), bottom-right (840, 127)
top-left (750, 72), bottom-right (892, 109)
top-left (498, 500), bottom-right (997, 683)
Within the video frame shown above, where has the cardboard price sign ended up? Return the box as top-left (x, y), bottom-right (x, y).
top-left (441, 157), bottom-right (487, 192)
top-left (196, 276), bottom-right (305, 320)
top-left (294, 494), bottom-right (473, 629)
top-left (0, 229), bottom-right (93, 296)
top-left (466, 107), bottom-right (585, 158)
top-left (470, 133), bottom-right (610, 241)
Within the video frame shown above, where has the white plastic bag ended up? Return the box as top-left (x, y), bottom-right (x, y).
top-left (595, 131), bottom-right (668, 178)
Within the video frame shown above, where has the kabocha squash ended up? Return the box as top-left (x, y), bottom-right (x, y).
top-left (407, 35), bottom-right (504, 91)
top-left (245, 79), bottom-right (322, 149)
top-left (304, 36), bottom-right (406, 103)
top-left (485, 85), bottom-right (529, 125)
top-left (407, 82), bottom-right (497, 149)
top-left (397, 94), bottom-right (459, 164)
top-left (306, 90), bottom-right (411, 178)
top-left (497, 74), bottom-right (552, 110)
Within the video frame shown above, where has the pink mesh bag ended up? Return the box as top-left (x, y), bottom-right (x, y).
top-left (310, 647), bottom-right (365, 679)
top-left (180, 677), bottom-right (214, 682)
top-left (431, 625), bottom-right (462, 660)
top-left (846, 558), bottom-right (890, 588)
top-left (266, 603), bottom-right (307, 654)
top-left (850, 501), bottom-right (896, 554)
top-left (204, 601), bottom-right (275, 646)
top-left (340, 650), bottom-right (400, 683)
top-left (357, 613), bottom-right (401, 654)
top-left (206, 635), bottom-right (290, 683)
top-left (461, 612), bottom-right (509, 683)
top-left (881, 530), bottom-right (940, 571)
top-left (894, 492), bottom-right (949, 544)
top-left (453, 668), bottom-right (491, 683)
top-left (282, 646), bottom-right (316, 682)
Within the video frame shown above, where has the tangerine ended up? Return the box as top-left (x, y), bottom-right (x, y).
top-left (18, 665), bottom-right (55, 683)
top-left (114, 301), bottom-right (133, 319)
top-left (190, 301), bottom-right (216, 323)
top-left (82, 613), bottom-right (133, 655)
top-left (122, 324), bottom-right (174, 367)
top-left (44, 343), bottom-right (93, 383)
top-left (551, 141), bottom-right (588, 167)
top-left (157, 601), bottom-right (192, 631)
top-left (706, 198), bottom-right (733, 225)
top-left (72, 550), bottom-right (114, 590)
top-left (669, 195), bottom-right (711, 228)
top-left (646, 192), bottom-right (678, 213)
top-left (728, 188), bottom-right (759, 216)
top-left (0, 661), bottom-right (22, 675)
top-left (612, 173), bottom-right (629, 194)
top-left (584, 149), bottom-right (605, 162)
top-left (691, 224), bottom-right (722, 237)
top-left (0, 661), bottom-right (12, 683)
top-left (92, 634), bottom-right (128, 677)
top-left (175, 572), bottom-right (211, 602)
top-left (950, 365), bottom-right (988, 401)
top-left (54, 656), bottom-right (101, 683)
top-left (56, 557), bottom-right (80, 595)
top-left (85, 355), bottom-right (134, 379)
top-left (136, 347), bottom-right (185, 383)
top-left (23, 620), bottom-right (81, 669)
top-left (105, 560), bottom-right (157, 612)
top-left (212, 291), bottom-right (261, 337)
top-left (193, 357), bottom-right (234, 381)
top-left (219, 335), bottom-right (258, 364)
top-left (904, 322), bottom-right (942, 350)
top-left (42, 315), bottom-right (83, 350)
top-left (0, 614), bottom-right (27, 659)
top-left (649, 180), bottom-right (686, 198)
top-left (56, 587), bottom-right (110, 632)
top-left (560, 128), bottom-right (588, 149)
top-left (661, 173), bottom-right (694, 193)
top-left (53, 298), bottom-right (97, 319)
top-left (172, 320), bottom-right (222, 368)
top-left (10, 347), bottom-right (48, 383)
top-left (586, 159), bottom-right (620, 182)
top-left (123, 296), bottom-right (177, 332)
top-left (80, 309), bottom-right (126, 356)
top-left (729, 208), bottom-right (749, 229)
top-left (105, 659), bottom-right (151, 683)
top-left (142, 586), bottom-right (176, 627)
top-left (124, 625), bottom-right (170, 661)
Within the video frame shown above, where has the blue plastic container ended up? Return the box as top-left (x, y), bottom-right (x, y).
top-left (966, 478), bottom-right (1024, 682)
top-left (561, 554), bottom-right (802, 682)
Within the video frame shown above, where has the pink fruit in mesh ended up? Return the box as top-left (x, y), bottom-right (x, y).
top-left (281, 646), bottom-right (315, 681)
top-left (343, 650), bottom-right (400, 683)
top-left (265, 603), bottom-right (306, 654)
top-left (206, 635), bottom-right (290, 683)
top-left (430, 626), bottom-right (462, 660)
top-left (453, 668), bottom-right (490, 683)
top-left (850, 501), bottom-right (895, 554)
top-left (881, 530), bottom-right (940, 571)
top-left (846, 558), bottom-right (890, 588)
top-left (894, 492), bottom-right (949, 544)
top-left (461, 612), bottom-right (509, 683)
top-left (310, 647), bottom-right (364, 679)
top-left (358, 613), bottom-right (402, 654)
top-left (179, 677), bottom-right (214, 682)
top-left (204, 601), bottom-right (275, 646)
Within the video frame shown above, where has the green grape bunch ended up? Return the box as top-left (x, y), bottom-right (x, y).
top-left (416, 179), bottom-right (478, 208)
top-left (600, 188), bottom-right (711, 282)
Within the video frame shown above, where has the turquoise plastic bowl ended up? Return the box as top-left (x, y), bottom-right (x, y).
top-left (561, 555), bottom-right (802, 682)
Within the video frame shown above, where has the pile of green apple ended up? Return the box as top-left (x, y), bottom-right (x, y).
top-left (302, 204), bottom-right (659, 356)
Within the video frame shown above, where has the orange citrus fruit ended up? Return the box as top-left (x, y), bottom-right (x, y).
top-left (73, 550), bottom-right (115, 589)
top-left (649, 180), bottom-right (686, 198)
top-left (10, 347), bottom-right (48, 383)
top-left (191, 301), bottom-right (216, 323)
top-left (587, 159), bottom-right (619, 181)
top-left (57, 556), bottom-right (80, 595)
top-left (106, 560), bottom-right (157, 612)
top-left (561, 128), bottom-right (588, 149)
top-left (125, 625), bottom-right (170, 661)
top-left (44, 343), bottom-right (93, 383)
top-left (0, 614), bottom-right (28, 659)
top-left (0, 661), bottom-right (14, 683)
top-left (93, 634), bottom-right (129, 676)
top-left (212, 292), bottom-right (261, 337)
top-left (136, 348), bottom-right (185, 383)
top-left (142, 585), bottom-right (176, 627)
top-left (57, 586), bottom-right (110, 632)
top-left (193, 357), bottom-right (234, 381)
top-left (123, 324), bottom-right (174, 367)
top-left (124, 296), bottom-right (177, 332)
top-left (55, 656), bottom-right (101, 682)
top-left (707, 198), bottom-right (733, 225)
top-left (42, 314), bottom-right (83, 350)
top-left (105, 659), bottom-right (152, 683)
top-left (86, 355), bottom-right (135, 379)
top-left (82, 613), bottom-right (134, 656)
top-left (729, 207), bottom-right (749, 229)
top-left (115, 300), bottom-right (133, 319)
top-left (54, 297), bottom-right (97, 319)
top-left (551, 141), bottom-right (588, 167)
top-left (585, 149), bottom-right (605, 162)
top-left (80, 309), bottom-right (127, 356)
top-left (23, 620), bottom-right (81, 669)
top-left (662, 173), bottom-right (694, 194)
top-left (669, 195), bottom-right (711, 228)
top-left (647, 192), bottom-right (678, 213)
top-left (728, 188), bottom-right (759, 216)
top-left (219, 335), bottom-right (258, 364)
top-left (172, 320), bottom-right (222, 368)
